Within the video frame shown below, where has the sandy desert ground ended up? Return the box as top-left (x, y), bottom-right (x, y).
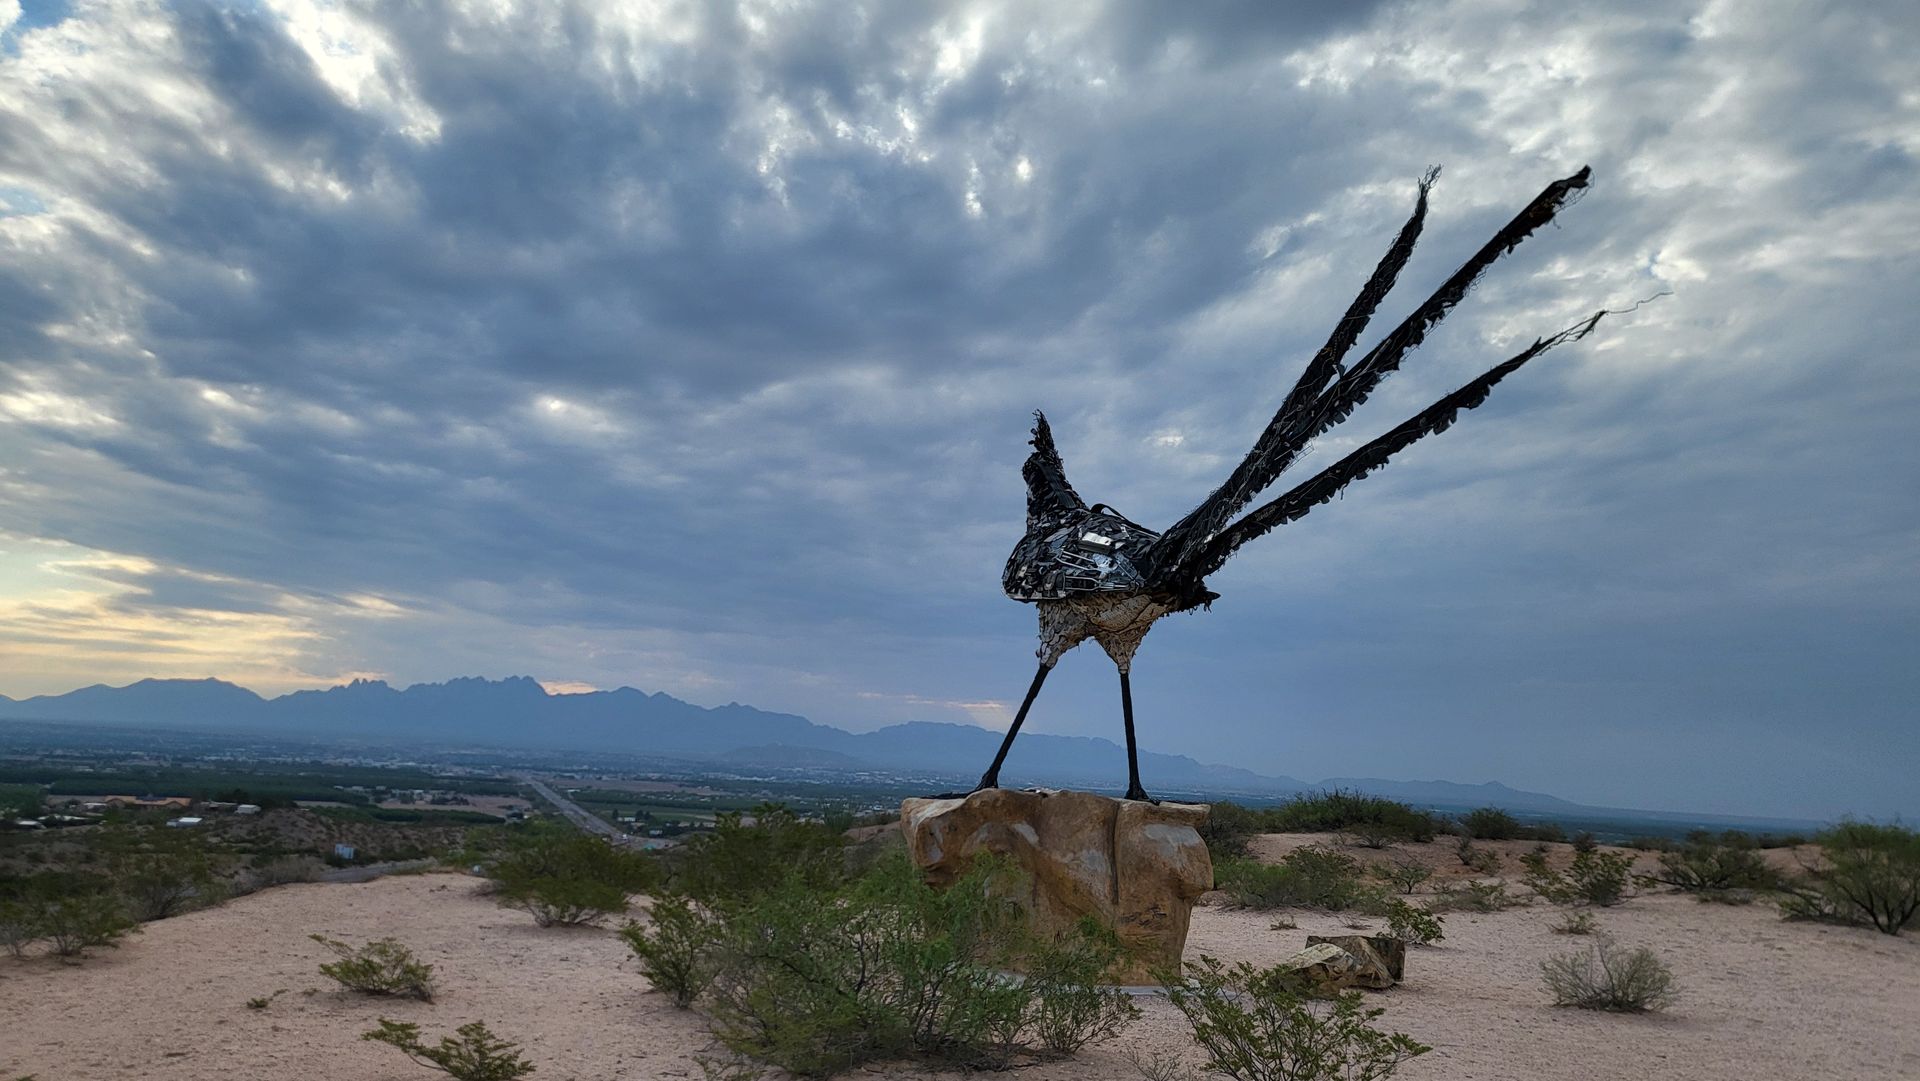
top-left (4, 835), bottom-right (1917, 1081)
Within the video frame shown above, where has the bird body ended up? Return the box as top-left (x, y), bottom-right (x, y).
top-left (972, 166), bottom-right (1608, 802)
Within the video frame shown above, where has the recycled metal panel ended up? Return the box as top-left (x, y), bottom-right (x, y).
top-left (1002, 509), bottom-right (1161, 601)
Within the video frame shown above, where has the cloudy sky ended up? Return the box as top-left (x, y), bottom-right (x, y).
top-left (2, 0), bottom-right (1914, 820)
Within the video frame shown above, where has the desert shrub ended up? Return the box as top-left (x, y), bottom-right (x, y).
top-left (669, 804), bottom-right (846, 909)
top-left (620, 893), bottom-right (719, 1008)
top-left (364, 1020), bottom-right (535, 1081)
top-left (490, 824), bottom-right (655, 927)
top-left (1626, 835), bottom-right (1677, 852)
top-left (103, 826), bottom-right (225, 921)
top-left (701, 853), bottom-right (1135, 1076)
top-left (1382, 900), bottom-right (1443, 946)
top-left (1453, 837), bottom-right (1500, 874)
top-left (1645, 841), bottom-right (1780, 894)
top-left (703, 853), bottom-right (1021, 1075)
top-left (1461, 807), bottom-right (1521, 840)
top-left (1023, 919), bottom-right (1141, 1056)
top-left (34, 887), bottom-right (137, 958)
top-left (1430, 880), bottom-right (1524, 913)
top-left (1781, 821), bottom-right (1920, 935)
top-left (1200, 801), bottom-right (1261, 861)
top-left (239, 855), bottom-right (328, 891)
top-left (1216, 848), bottom-right (1368, 911)
top-left (1340, 821), bottom-right (1405, 850)
top-left (1370, 858), bottom-right (1432, 895)
top-left (1523, 849), bottom-right (1634, 907)
top-left (1550, 911), bottom-right (1599, 935)
top-left (1263, 791), bottom-right (1438, 843)
top-left (1571, 831), bottom-right (1598, 853)
top-left (0, 899), bottom-right (40, 957)
top-left (1162, 955), bottom-right (1430, 1081)
top-left (313, 935), bottom-right (435, 1000)
top-left (1540, 941), bottom-right (1677, 1012)
top-left (1528, 822), bottom-right (1566, 844)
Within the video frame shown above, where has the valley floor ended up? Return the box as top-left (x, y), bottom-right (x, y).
top-left (4, 842), bottom-right (1917, 1080)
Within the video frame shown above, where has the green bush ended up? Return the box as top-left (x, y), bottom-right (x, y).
top-left (1382, 900), bottom-right (1443, 946)
top-left (1200, 802), bottom-right (1261, 861)
top-left (1644, 842), bottom-right (1780, 894)
top-left (620, 893), bottom-right (718, 1008)
top-left (1263, 791), bottom-right (1438, 843)
top-left (1541, 941), bottom-right (1676, 1012)
top-left (364, 1020), bottom-right (535, 1080)
top-left (1550, 911), bottom-right (1599, 935)
top-left (700, 854), bottom-right (1135, 1077)
top-left (1461, 807), bottom-right (1522, 840)
top-left (1023, 918), bottom-right (1141, 1056)
top-left (30, 885), bottom-right (137, 958)
top-left (1429, 880), bottom-right (1524, 913)
top-left (101, 825), bottom-right (226, 921)
top-left (1781, 821), bottom-right (1920, 935)
top-left (1162, 955), bottom-right (1430, 1081)
top-left (490, 824), bottom-right (655, 927)
top-left (313, 935), bottom-right (435, 1000)
top-left (669, 804), bottom-right (845, 909)
top-left (1370, 858), bottom-right (1433, 895)
top-left (1216, 848), bottom-right (1369, 911)
top-left (1523, 849), bottom-right (1634, 907)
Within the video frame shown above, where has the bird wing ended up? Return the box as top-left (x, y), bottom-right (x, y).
top-left (1180, 310), bottom-right (1606, 581)
top-left (1145, 166), bottom-right (1593, 586)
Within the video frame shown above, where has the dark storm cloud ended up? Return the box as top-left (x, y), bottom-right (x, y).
top-left (0, 0), bottom-right (1914, 819)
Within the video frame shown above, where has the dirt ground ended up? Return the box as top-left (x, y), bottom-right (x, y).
top-left (4, 836), bottom-right (1916, 1080)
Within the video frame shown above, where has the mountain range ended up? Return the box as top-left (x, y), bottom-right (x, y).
top-left (2, 675), bottom-right (1590, 809)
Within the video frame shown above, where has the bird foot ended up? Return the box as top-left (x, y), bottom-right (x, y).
top-left (1123, 786), bottom-right (1157, 803)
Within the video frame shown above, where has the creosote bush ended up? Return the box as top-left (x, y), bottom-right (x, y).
top-left (675, 848), bottom-right (1136, 1077)
top-left (1429, 880), bottom-right (1524, 913)
top-left (1461, 807), bottom-right (1523, 840)
top-left (1370, 859), bottom-right (1432, 896)
top-left (364, 1020), bottom-right (534, 1081)
top-left (1781, 820), bottom-right (1920, 935)
top-left (1550, 911), bottom-right (1599, 935)
top-left (1382, 900), bottom-right (1443, 946)
top-left (1523, 849), bottom-right (1634, 907)
top-left (1216, 848), bottom-right (1370, 911)
top-left (1644, 840), bottom-right (1781, 895)
top-left (1162, 956), bottom-right (1430, 1081)
top-left (313, 935), bottom-right (435, 1000)
top-left (620, 893), bottom-right (718, 1008)
top-left (1540, 940), bottom-right (1677, 1012)
top-left (489, 823), bottom-right (655, 927)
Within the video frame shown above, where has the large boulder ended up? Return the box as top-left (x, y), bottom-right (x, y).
top-left (899, 788), bottom-right (1211, 984)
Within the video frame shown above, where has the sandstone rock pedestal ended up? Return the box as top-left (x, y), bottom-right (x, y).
top-left (900, 788), bottom-right (1211, 984)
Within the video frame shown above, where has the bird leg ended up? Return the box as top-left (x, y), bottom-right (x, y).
top-left (1120, 670), bottom-right (1151, 802)
top-left (973, 662), bottom-right (1052, 792)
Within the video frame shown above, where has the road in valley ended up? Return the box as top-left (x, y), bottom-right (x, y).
top-left (519, 775), bottom-right (636, 845)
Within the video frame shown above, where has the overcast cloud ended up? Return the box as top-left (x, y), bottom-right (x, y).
top-left (1, 0), bottom-right (1914, 819)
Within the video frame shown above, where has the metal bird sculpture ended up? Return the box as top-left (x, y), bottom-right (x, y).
top-left (981, 166), bottom-right (1608, 801)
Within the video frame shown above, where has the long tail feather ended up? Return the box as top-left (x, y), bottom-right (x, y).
top-left (1283, 165), bottom-right (1592, 452)
top-left (1150, 169), bottom-right (1439, 572)
top-left (1180, 310), bottom-right (1606, 581)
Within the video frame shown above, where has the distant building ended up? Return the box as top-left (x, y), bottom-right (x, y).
top-left (334, 843), bottom-right (357, 861)
top-left (104, 795), bottom-right (194, 810)
top-left (164, 816), bottom-right (204, 828)
top-left (10, 819), bottom-right (45, 831)
top-left (235, 804), bottom-right (262, 815)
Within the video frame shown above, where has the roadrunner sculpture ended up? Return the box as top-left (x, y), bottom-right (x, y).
top-left (982, 166), bottom-right (1608, 801)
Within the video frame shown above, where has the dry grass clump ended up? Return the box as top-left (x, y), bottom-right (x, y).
top-left (1541, 939), bottom-right (1677, 1012)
